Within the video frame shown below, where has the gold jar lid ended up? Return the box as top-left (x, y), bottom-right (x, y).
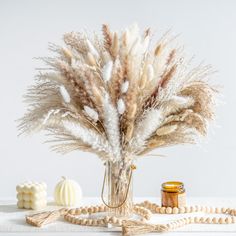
top-left (161, 181), bottom-right (185, 193)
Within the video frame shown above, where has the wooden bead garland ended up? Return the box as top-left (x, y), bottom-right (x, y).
top-left (64, 204), bottom-right (152, 227)
top-left (26, 200), bottom-right (236, 236)
top-left (122, 201), bottom-right (236, 236)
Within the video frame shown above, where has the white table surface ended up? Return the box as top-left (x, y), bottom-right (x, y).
top-left (0, 197), bottom-right (236, 236)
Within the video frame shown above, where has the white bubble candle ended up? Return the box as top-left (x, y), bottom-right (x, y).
top-left (16, 181), bottom-right (47, 210)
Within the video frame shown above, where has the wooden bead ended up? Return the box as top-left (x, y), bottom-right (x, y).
top-left (226, 217), bottom-right (232, 224)
top-left (209, 206), bottom-right (215, 213)
top-left (166, 223), bottom-right (171, 229)
top-left (173, 207), bottom-right (179, 214)
top-left (199, 217), bottom-right (205, 223)
top-left (200, 206), bottom-right (206, 212)
top-left (215, 207), bottom-right (221, 213)
top-left (189, 217), bottom-right (194, 223)
top-left (221, 207), bottom-right (227, 213)
top-left (87, 219), bottom-right (93, 225)
top-left (232, 217), bottom-right (236, 223)
top-left (195, 205), bottom-right (200, 212)
top-left (75, 218), bottom-right (81, 224)
top-left (93, 206), bottom-right (98, 212)
top-left (179, 207), bottom-right (185, 213)
top-left (110, 216), bottom-right (117, 224)
top-left (75, 208), bottom-right (81, 215)
top-left (175, 221), bottom-right (180, 227)
top-left (185, 217), bottom-right (189, 222)
top-left (92, 219), bottom-right (98, 225)
top-left (174, 222), bottom-right (179, 228)
top-left (87, 207), bottom-right (93, 214)
top-left (185, 206), bottom-right (191, 213)
top-left (189, 206), bottom-right (195, 212)
top-left (71, 217), bottom-right (76, 224)
top-left (205, 206), bottom-right (210, 213)
top-left (170, 222), bottom-right (176, 229)
top-left (160, 207), bottom-right (166, 214)
top-left (82, 208), bottom-right (88, 214)
top-left (176, 220), bottom-right (182, 226)
top-left (212, 217), bottom-right (217, 223)
top-left (81, 219), bottom-right (87, 225)
top-left (179, 219), bottom-right (184, 225)
top-left (145, 213), bottom-right (151, 220)
top-left (173, 221), bottom-right (178, 229)
top-left (104, 216), bottom-right (110, 223)
top-left (140, 208), bottom-right (145, 214)
top-left (97, 219), bottom-right (104, 225)
top-left (69, 209), bottom-right (76, 214)
top-left (117, 219), bottom-right (123, 225)
top-left (206, 217), bottom-right (212, 224)
top-left (166, 207), bottom-right (172, 214)
top-left (219, 218), bottom-right (224, 224)
top-left (155, 206), bottom-right (160, 213)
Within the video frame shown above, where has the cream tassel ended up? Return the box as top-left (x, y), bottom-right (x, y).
top-left (122, 220), bottom-right (168, 236)
top-left (26, 208), bottom-right (68, 227)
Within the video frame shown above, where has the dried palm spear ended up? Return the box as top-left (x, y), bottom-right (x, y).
top-left (19, 24), bottom-right (217, 164)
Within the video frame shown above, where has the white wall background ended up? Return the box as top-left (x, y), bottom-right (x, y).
top-left (0, 0), bottom-right (235, 199)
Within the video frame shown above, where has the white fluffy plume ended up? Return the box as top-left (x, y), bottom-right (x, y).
top-left (147, 64), bottom-right (154, 81)
top-left (121, 81), bottom-right (129, 93)
top-left (102, 93), bottom-right (121, 160)
top-left (102, 61), bottom-right (113, 82)
top-left (162, 96), bottom-right (194, 116)
top-left (59, 85), bottom-right (71, 103)
top-left (84, 106), bottom-right (99, 122)
top-left (117, 98), bottom-right (126, 114)
top-left (131, 109), bottom-right (163, 153)
top-left (62, 120), bottom-right (112, 158)
top-left (86, 39), bottom-right (99, 58)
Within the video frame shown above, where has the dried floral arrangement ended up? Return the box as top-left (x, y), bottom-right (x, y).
top-left (19, 24), bottom-right (217, 218)
top-left (19, 24), bottom-right (216, 160)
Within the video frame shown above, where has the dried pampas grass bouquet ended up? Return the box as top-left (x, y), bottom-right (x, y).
top-left (19, 24), bottom-right (217, 217)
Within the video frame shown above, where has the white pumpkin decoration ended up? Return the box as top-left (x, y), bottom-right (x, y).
top-left (54, 176), bottom-right (82, 206)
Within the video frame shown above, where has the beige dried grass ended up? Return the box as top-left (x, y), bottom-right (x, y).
top-left (19, 24), bottom-right (217, 163)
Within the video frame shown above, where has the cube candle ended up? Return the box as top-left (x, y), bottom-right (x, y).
top-left (16, 182), bottom-right (47, 210)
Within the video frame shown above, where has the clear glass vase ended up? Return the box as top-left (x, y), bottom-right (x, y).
top-left (104, 161), bottom-right (133, 218)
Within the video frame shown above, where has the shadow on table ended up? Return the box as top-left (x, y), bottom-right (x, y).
top-left (0, 202), bottom-right (58, 214)
top-left (8, 218), bottom-right (27, 226)
top-left (0, 204), bottom-right (26, 213)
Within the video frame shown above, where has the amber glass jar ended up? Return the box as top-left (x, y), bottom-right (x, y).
top-left (161, 181), bottom-right (186, 208)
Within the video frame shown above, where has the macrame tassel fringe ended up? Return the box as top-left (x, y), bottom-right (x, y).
top-left (26, 208), bottom-right (68, 227)
top-left (122, 220), bottom-right (168, 236)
